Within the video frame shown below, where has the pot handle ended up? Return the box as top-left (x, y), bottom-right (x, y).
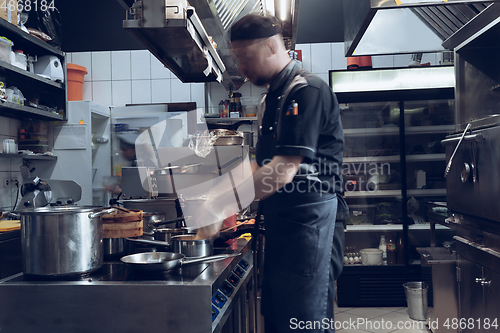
top-left (88, 208), bottom-right (116, 219)
top-left (126, 237), bottom-right (170, 247)
top-left (148, 217), bottom-right (185, 230)
top-left (181, 253), bottom-right (240, 266)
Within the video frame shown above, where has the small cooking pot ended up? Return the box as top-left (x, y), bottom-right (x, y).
top-left (142, 212), bottom-right (167, 236)
top-left (171, 234), bottom-right (213, 257)
top-left (126, 234), bottom-right (213, 258)
top-left (20, 206), bottom-right (115, 277)
top-left (120, 252), bottom-right (239, 274)
top-left (103, 238), bottom-right (134, 259)
top-left (147, 217), bottom-right (196, 243)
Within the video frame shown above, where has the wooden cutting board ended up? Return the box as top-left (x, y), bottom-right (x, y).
top-left (0, 220), bottom-right (21, 232)
top-left (101, 207), bottom-right (143, 223)
top-left (102, 220), bottom-right (143, 238)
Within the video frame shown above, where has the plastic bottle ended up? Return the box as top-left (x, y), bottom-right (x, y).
top-left (386, 233), bottom-right (396, 265)
top-left (379, 235), bottom-right (387, 263)
top-left (396, 233), bottom-right (404, 265)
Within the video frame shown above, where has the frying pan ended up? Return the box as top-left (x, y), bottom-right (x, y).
top-left (120, 252), bottom-right (239, 273)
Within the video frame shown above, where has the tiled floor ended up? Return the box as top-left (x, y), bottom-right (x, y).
top-left (334, 304), bottom-right (431, 333)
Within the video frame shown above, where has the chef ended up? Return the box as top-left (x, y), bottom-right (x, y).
top-left (229, 13), bottom-right (348, 333)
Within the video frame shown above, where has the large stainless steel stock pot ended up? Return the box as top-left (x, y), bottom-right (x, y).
top-left (20, 206), bottom-right (115, 277)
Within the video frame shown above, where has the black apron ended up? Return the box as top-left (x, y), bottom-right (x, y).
top-left (257, 64), bottom-right (339, 332)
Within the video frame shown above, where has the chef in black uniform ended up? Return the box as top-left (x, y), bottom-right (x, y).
top-left (230, 14), bottom-right (348, 333)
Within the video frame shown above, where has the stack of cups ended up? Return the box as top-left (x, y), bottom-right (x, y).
top-left (2, 139), bottom-right (17, 154)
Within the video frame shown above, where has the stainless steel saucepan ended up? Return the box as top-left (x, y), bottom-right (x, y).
top-left (147, 216), bottom-right (196, 243)
top-left (126, 234), bottom-right (214, 257)
top-left (120, 252), bottom-right (239, 273)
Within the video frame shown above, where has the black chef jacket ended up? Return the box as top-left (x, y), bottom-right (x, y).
top-left (257, 61), bottom-right (348, 218)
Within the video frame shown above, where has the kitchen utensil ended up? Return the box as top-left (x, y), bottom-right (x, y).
top-left (148, 216), bottom-right (185, 229)
top-left (214, 135), bottom-right (244, 146)
top-left (241, 131), bottom-right (254, 147)
top-left (120, 252), bottom-right (239, 273)
top-left (103, 238), bottom-right (134, 259)
top-left (206, 120), bottom-right (252, 130)
top-left (153, 227), bottom-right (195, 243)
top-left (171, 234), bottom-right (214, 257)
top-left (126, 234), bottom-right (214, 258)
top-left (147, 216), bottom-right (196, 242)
top-left (20, 206), bottom-right (115, 276)
top-left (219, 218), bottom-right (254, 233)
top-left (142, 212), bottom-right (167, 235)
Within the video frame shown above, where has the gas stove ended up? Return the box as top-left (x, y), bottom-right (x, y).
top-left (0, 239), bottom-right (254, 333)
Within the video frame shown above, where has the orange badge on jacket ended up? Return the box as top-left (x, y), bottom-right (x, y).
top-left (286, 100), bottom-right (299, 116)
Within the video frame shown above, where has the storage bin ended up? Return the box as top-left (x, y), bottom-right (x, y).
top-left (0, 37), bottom-right (13, 63)
top-left (360, 248), bottom-right (383, 265)
top-left (66, 63), bottom-right (87, 101)
top-left (403, 282), bottom-right (429, 321)
top-left (11, 50), bottom-right (27, 70)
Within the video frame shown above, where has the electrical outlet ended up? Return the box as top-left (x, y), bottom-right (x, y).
top-left (3, 177), bottom-right (18, 188)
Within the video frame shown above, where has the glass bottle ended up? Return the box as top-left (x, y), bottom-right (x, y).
top-left (386, 233), bottom-right (396, 265)
top-left (234, 92), bottom-right (243, 117)
top-left (396, 233), bottom-right (404, 265)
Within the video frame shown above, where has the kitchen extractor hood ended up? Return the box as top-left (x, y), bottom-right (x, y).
top-left (343, 0), bottom-right (496, 57)
top-left (119, 0), bottom-right (300, 90)
top-left (122, 0), bottom-right (227, 84)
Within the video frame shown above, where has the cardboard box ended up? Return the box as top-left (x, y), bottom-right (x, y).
top-left (0, 1), bottom-right (18, 25)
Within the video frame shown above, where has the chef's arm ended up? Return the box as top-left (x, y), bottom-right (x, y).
top-left (252, 155), bottom-right (303, 200)
top-left (196, 155), bottom-right (302, 232)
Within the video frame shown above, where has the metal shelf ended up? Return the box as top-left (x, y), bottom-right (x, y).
top-left (205, 117), bottom-right (257, 122)
top-left (0, 153), bottom-right (57, 161)
top-left (0, 19), bottom-right (66, 121)
top-left (0, 60), bottom-right (64, 90)
top-left (344, 125), bottom-right (454, 136)
top-left (344, 153), bottom-right (446, 164)
top-left (0, 18), bottom-right (64, 57)
top-left (345, 188), bottom-right (446, 198)
top-left (0, 102), bottom-right (64, 120)
top-left (346, 224), bottom-right (452, 232)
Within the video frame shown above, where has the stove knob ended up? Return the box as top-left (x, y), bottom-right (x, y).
top-left (461, 163), bottom-right (471, 183)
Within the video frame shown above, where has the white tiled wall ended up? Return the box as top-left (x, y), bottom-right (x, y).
top-left (68, 42), bottom-right (442, 111)
top-left (0, 117), bottom-right (22, 210)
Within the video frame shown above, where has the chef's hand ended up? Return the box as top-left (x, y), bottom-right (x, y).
top-left (195, 222), bottom-right (223, 240)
